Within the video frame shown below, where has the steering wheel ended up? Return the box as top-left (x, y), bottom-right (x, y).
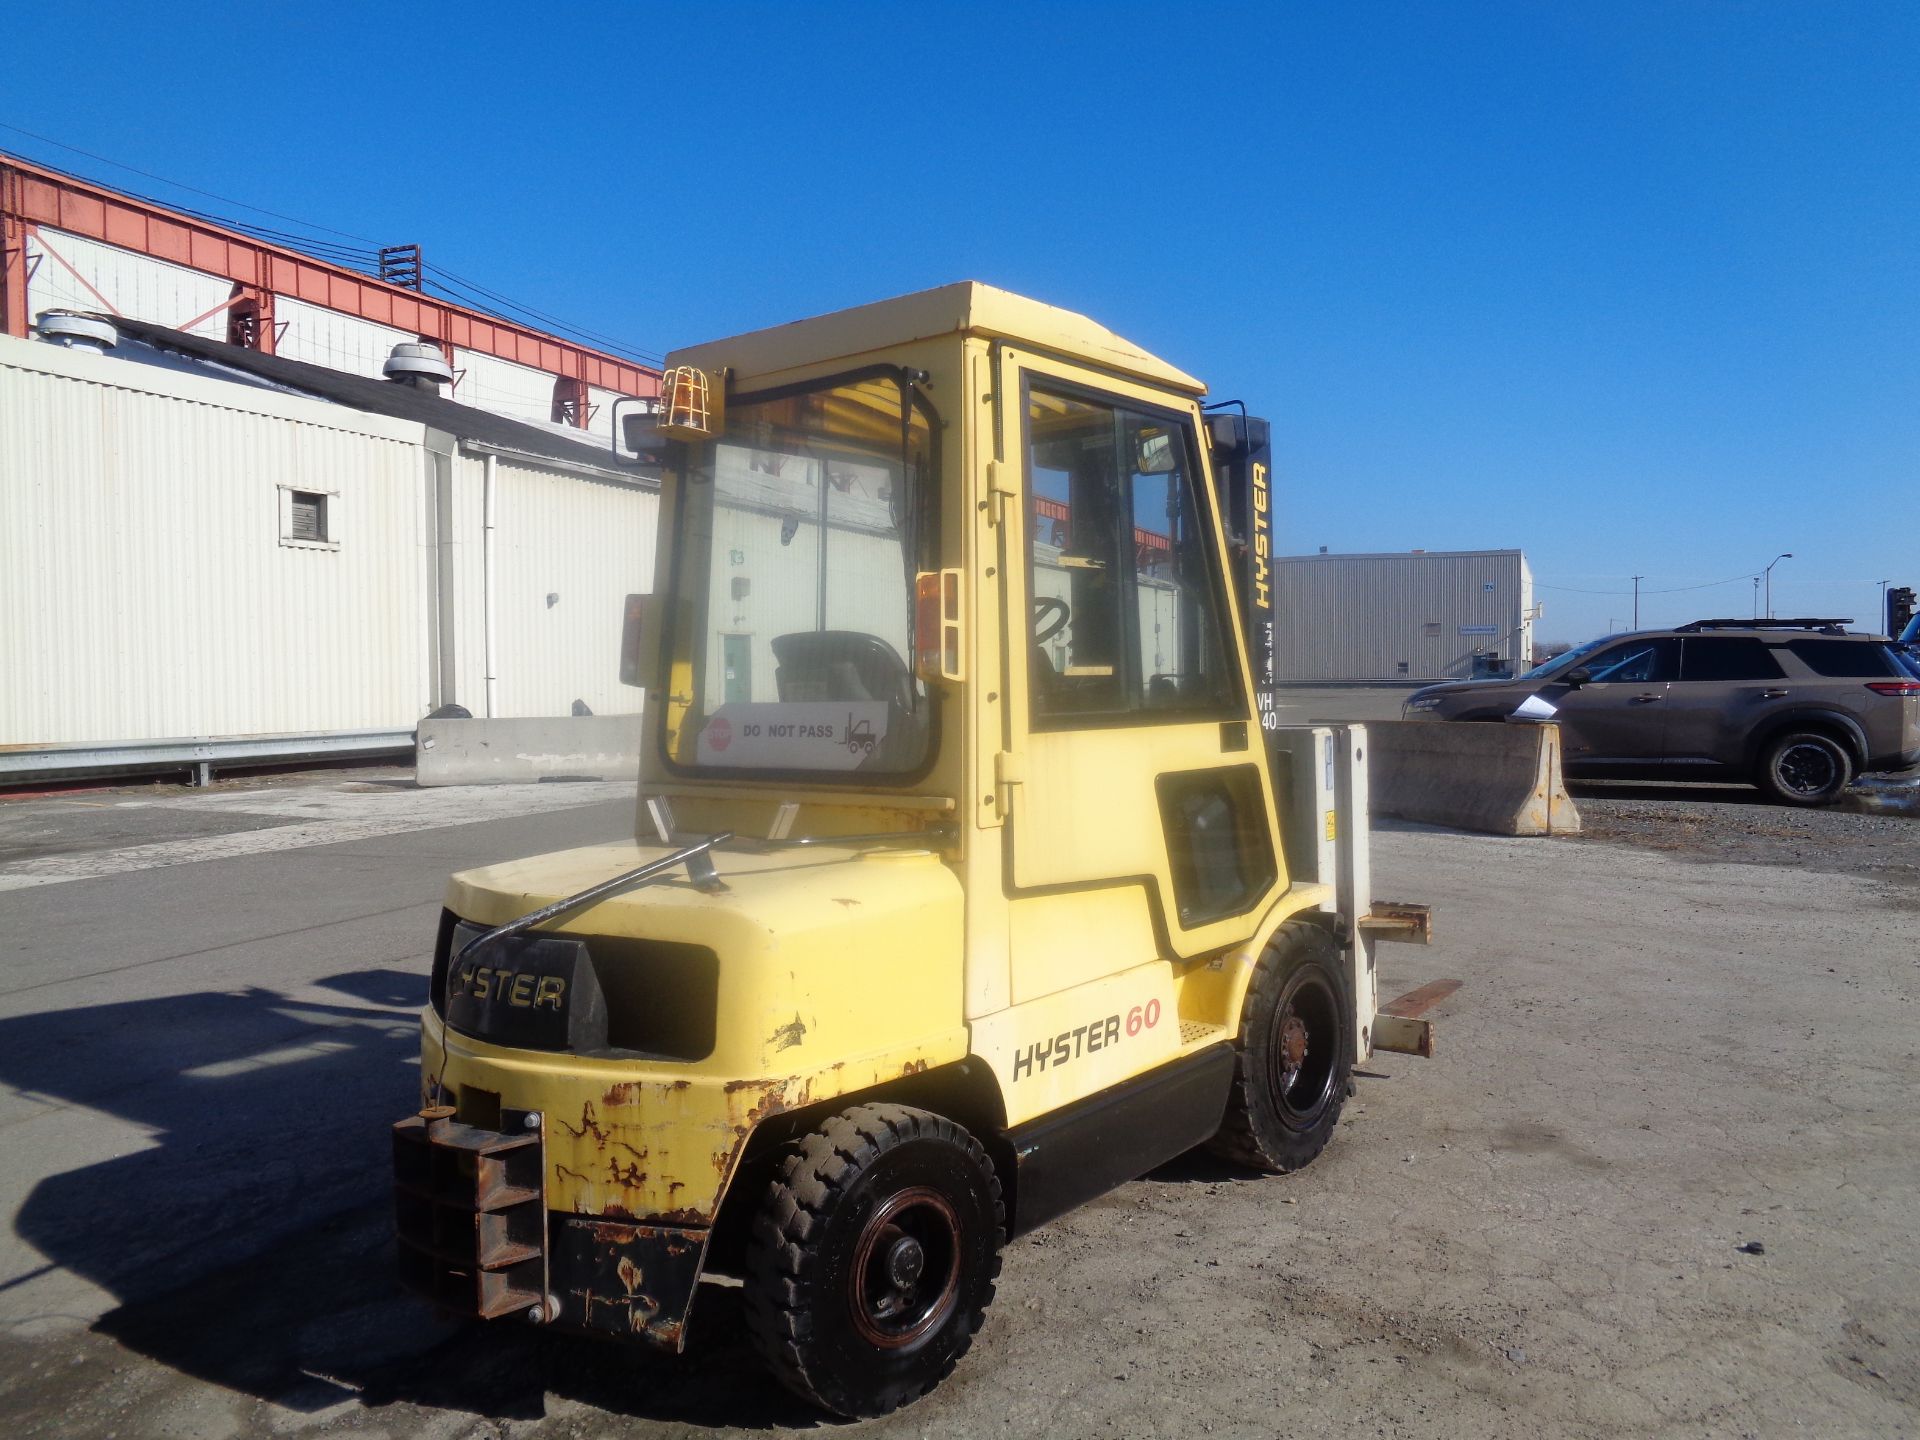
top-left (1032, 596), bottom-right (1071, 644)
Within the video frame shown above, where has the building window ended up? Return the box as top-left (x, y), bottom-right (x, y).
top-left (279, 486), bottom-right (339, 550)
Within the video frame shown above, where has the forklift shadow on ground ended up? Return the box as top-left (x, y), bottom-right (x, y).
top-left (0, 969), bottom-right (818, 1428)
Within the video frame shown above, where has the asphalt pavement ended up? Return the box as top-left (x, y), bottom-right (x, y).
top-left (0, 774), bottom-right (633, 1343)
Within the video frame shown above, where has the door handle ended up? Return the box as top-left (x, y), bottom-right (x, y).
top-left (1629, 694), bottom-right (1662, 704)
top-left (1761, 689), bottom-right (1788, 699)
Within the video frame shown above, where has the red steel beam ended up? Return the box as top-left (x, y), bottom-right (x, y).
top-left (0, 169), bottom-right (29, 339)
top-left (0, 154), bottom-right (657, 398)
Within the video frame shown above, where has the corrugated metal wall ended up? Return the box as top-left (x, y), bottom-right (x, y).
top-left (1271, 551), bottom-right (1532, 682)
top-left (0, 337), bottom-right (431, 745)
top-left (449, 453), bottom-right (655, 718)
top-left (456, 350), bottom-right (557, 431)
top-left (274, 295), bottom-right (417, 380)
top-left (27, 228), bottom-right (233, 338)
top-left (0, 336), bottom-right (660, 752)
top-left (22, 234), bottom-right (647, 437)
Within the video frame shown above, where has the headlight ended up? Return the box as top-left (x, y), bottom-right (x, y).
top-left (1405, 695), bottom-right (1443, 712)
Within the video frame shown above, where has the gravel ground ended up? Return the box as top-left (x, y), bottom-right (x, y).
top-left (1568, 780), bottom-right (1920, 902)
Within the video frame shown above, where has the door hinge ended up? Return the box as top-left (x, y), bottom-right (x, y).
top-left (994, 750), bottom-right (1024, 816)
top-left (987, 460), bottom-right (1019, 527)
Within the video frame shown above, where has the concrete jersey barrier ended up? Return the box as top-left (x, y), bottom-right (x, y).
top-left (1366, 720), bottom-right (1581, 836)
top-left (416, 715), bottom-right (643, 787)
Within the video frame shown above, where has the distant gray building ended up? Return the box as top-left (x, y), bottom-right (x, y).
top-left (1271, 549), bottom-right (1534, 682)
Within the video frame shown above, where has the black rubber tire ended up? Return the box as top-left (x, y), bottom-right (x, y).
top-left (1756, 730), bottom-right (1854, 807)
top-left (743, 1103), bottom-right (1004, 1418)
top-left (1207, 921), bottom-right (1352, 1173)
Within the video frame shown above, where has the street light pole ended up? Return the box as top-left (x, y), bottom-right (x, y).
top-left (1763, 553), bottom-right (1792, 619)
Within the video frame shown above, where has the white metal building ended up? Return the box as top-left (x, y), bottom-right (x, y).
top-left (18, 225), bottom-right (650, 450)
top-left (1270, 549), bottom-right (1534, 682)
top-left (0, 321), bottom-right (658, 780)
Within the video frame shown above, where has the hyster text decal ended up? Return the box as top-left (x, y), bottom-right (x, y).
top-left (1012, 1000), bottom-right (1161, 1081)
top-left (1251, 460), bottom-right (1271, 611)
top-left (451, 961), bottom-right (567, 1010)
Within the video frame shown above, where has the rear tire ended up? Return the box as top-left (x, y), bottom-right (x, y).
top-left (1208, 922), bottom-right (1352, 1173)
top-left (1756, 730), bottom-right (1853, 807)
top-left (744, 1103), bottom-right (1003, 1418)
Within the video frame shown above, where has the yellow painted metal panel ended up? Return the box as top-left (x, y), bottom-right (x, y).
top-left (1007, 886), bottom-right (1159, 1007)
top-left (436, 840), bottom-right (968, 1221)
top-left (666, 282), bottom-right (1204, 395)
top-left (968, 958), bottom-right (1180, 1127)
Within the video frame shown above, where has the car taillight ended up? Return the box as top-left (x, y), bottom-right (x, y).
top-left (1866, 681), bottom-right (1920, 696)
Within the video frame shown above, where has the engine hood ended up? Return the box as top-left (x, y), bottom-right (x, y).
top-left (443, 839), bottom-right (968, 1079)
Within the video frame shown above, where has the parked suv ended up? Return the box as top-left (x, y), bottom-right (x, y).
top-left (1403, 619), bottom-right (1920, 805)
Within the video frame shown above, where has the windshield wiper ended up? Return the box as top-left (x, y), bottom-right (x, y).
top-left (454, 833), bottom-right (735, 965)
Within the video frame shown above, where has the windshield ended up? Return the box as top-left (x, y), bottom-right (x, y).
top-left (1520, 634), bottom-right (1617, 680)
top-left (662, 371), bottom-right (936, 778)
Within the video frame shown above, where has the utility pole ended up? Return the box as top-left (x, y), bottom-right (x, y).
top-left (1763, 553), bottom-right (1792, 619)
top-left (1631, 576), bottom-right (1643, 630)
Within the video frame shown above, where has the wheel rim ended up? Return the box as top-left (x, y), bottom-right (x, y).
top-left (849, 1186), bottom-right (962, 1349)
top-left (1776, 742), bottom-right (1838, 797)
top-left (1267, 968), bottom-right (1339, 1132)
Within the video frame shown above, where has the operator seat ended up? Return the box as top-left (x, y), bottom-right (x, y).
top-left (770, 631), bottom-right (914, 708)
top-left (769, 631), bottom-right (925, 768)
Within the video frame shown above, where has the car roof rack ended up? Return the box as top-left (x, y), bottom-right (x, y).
top-left (1674, 618), bottom-right (1854, 634)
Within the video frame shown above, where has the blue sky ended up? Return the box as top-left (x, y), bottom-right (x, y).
top-left (7, 2), bottom-right (1914, 643)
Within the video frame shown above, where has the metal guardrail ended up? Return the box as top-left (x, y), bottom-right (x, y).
top-left (0, 729), bottom-right (415, 786)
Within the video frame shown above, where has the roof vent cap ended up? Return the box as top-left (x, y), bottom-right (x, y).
top-left (383, 341), bottom-right (452, 391)
top-left (36, 310), bottom-right (118, 354)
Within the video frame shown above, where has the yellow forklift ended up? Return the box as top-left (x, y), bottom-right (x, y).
top-left (392, 284), bottom-right (1432, 1416)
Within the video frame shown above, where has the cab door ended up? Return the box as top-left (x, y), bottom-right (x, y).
top-left (992, 347), bottom-right (1281, 1002)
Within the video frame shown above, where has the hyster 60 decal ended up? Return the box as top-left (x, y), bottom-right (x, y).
top-left (1011, 1000), bottom-right (1161, 1081)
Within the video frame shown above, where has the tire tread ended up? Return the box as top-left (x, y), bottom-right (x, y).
top-left (744, 1102), bottom-right (1004, 1416)
top-left (1205, 921), bottom-right (1349, 1174)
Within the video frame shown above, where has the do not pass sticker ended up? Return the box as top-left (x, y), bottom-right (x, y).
top-left (696, 702), bottom-right (889, 770)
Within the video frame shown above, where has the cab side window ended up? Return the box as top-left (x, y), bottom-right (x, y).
top-left (1584, 638), bottom-right (1679, 683)
top-left (1024, 385), bottom-right (1237, 725)
top-left (1679, 638), bottom-right (1785, 681)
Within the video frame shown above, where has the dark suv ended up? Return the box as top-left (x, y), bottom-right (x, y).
top-left (1403, 619), bottom-right (1920, 805)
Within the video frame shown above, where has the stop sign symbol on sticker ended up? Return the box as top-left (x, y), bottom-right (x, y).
top-left (707, 714), bottom-right (732, 752)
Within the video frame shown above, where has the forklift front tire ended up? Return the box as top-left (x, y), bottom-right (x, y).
top-left (744, 1103), bottom-right (1004, 1417)
top-left (1208, 921), bottom-right (1352, 1173)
